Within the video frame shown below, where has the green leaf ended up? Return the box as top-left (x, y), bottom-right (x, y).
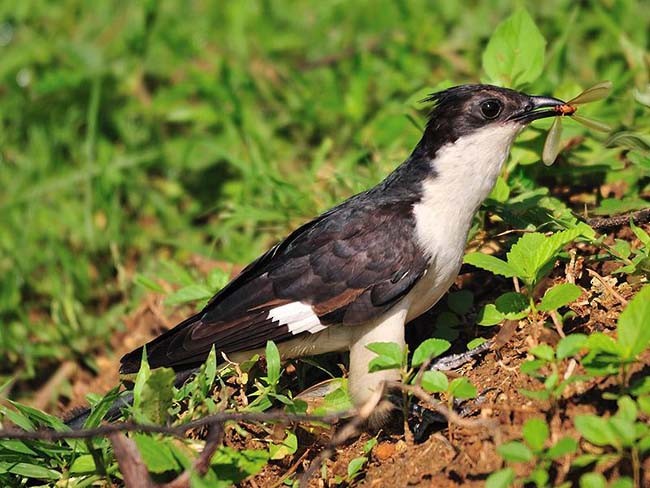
top-left (265, 341), bottom-right (281, 387)
top-left (347, 456), bottom-right (368, 478)
top-left (133, 434), bottom-right (181, 473)
top-left (519, 388), bottom-right (551, 401)
top-left (616, 285), bottom-right (650, 359)
top-left (630, 219), bottom-right (650, 247)
top-left (206, 268), bottom-right (230, 291)
top-left (6, 463), bottom-right (60, 480)
top-left (544, 370), bottom-right (559, 390)
top-left (269, 431), bottom-right (298, 460)
top-left (477, 304), bottom-right (504, 326)
top-left (367, 342), bottom-right (404, 372)
top-left (482, 8), bottom-right (546, 87)
top-left (529, 344), bottom-right (555, 362)
top-left (579, 472), bottom-right (607, 488)
top-left (575, 415), bottom-right (619, 447)
top-left (498, 441), bottom-right (534, 462)
top-left (520, 359), bottom-right (545, 376)
top-left (639, 434), bottom-right (650, 453)
top-left (546, 437), bottom-right (578, 460)
top-left (539, 283), bottom-right (582, 312)
top-left (133, 273), bottom-right (165, 293)
top-left (556, 334), bottom-right (588, 360)
top-left (611, 239), bottom-right (632, 260)
top-left (7, 401), bottom-right (68, 431)
top-left (506, 225), bottom-right (594, 285)
top-left (610, 477), bottom-right (635, 488)
top-left (204, 346), bottom-right (218, 388)
top-left (139, 367), bottom-right (176, 424)
top-left (447, 290), bottom-right (473, 315)
top-left (132, 348), bottom-right (151, 418)
top-left (316, 384), bottom-right (354, 415)
top-left (0, 405), bottom-right (34, 431)
top-left (586, 332), bottom-right (622, 356)
top-left (486, 468), bottom-right (515, 488)
top-left (83, 387), bottom-right (122, 428)
top-left (69, 454), bottom-right (96, 474)
top-left (464, 252), bottom-right (518, 278)
top-left (165, 283), bottom-right (213, 306)
top-left (412, 338), bottom-right (451, 367)
top-left (449, 377), bottom-right (477, 399)
top-left (528, 468), bottom-right (549, 488)
top-left (495, 292), bottom-right (530, 318)
top-left (364, 437), bottom-right (378, 454)
top-left (638, 395), bottom-right (650, 415)
top-left (522, 418), bottom-right (549, 451)
top-left (467, 337), bottom-right (488, 349)
top-left (488, 176), bottom-right (511, 203)
top-left (615, 396), bottom-right (638, 423)
top-left (209, 447), bottom-right (269, 486)
top-left (571, 454), bottom-right (600, 467)
top-left (420, 370), bottom-right (449, 393)
top-left (609, 417), bottom-right (637, 447)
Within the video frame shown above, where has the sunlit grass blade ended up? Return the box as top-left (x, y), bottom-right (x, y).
top-left (543, 117), bottom-right (563, 165)
top-left (572, 114), bottom-right (611, 132)
top-left (567, 81), bottom-right (613, 105)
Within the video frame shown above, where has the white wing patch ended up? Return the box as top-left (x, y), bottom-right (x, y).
top-left (267, 302), bottom-right (326, 335)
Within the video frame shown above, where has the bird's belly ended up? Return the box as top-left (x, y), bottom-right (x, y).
top-left (404, 253), bottom-right (463, 322)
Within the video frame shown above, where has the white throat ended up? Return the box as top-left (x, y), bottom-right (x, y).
top-left (413, 123), bottom-right (521, 260)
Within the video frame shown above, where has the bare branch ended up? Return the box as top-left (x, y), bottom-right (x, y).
top-left (162, 422), bottom-right (225, 488)
top-left (0, 409), bottom-right (349, 442)
top-left (587, 208), bottom-right (650, 231)
top-left (109, 432), bottom-right (156, 488)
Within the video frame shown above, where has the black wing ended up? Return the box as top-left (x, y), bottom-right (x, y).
top-left (120, 196), bottom-right (428, 373)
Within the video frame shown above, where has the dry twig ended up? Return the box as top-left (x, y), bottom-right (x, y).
top-left (586, 208), bottom-right (650, 231)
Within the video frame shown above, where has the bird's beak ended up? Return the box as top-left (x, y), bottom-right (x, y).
top-left (511, 95), bottom-right (567, 123)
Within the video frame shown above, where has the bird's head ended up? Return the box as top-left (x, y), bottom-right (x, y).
top-left (417, 84), bottom-right (565, 158)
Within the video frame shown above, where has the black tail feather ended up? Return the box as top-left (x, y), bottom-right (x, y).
top-left (64, 368), bottom-right (199, 430)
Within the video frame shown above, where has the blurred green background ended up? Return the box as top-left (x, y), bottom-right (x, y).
top-left (1, 0), bottom-right (648, 391)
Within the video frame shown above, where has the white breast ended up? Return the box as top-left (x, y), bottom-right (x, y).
top-left (406, 123), bottom-right (521, 321)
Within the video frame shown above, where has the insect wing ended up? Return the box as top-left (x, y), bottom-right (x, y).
top-left (543, 117), bottom-right (563, 166)
top-left (572, 113), bottom-right (611, 132)
top-left (568, 81), bottom-right (613, 105)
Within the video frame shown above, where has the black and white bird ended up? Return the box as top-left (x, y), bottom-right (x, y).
top-left (119, 84), bottom-right (565, 423)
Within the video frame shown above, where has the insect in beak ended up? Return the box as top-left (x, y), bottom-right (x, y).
top-left (542, 81), bottom-right (613, 166)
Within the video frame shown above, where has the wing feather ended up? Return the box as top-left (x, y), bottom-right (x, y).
top-left (120, 196), bottom-right (429, 373)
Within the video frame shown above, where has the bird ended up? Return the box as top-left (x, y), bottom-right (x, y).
top-left (118, 84), bottom-right (565, 426)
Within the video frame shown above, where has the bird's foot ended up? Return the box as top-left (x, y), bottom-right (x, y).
top-left (405, 339), bottom-right (494, 442)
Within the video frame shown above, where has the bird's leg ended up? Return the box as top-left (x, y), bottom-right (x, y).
top-left (407, 339), bottom-right (493, 442)
top-left (348, 307), bottom-right (408, 428)
top-left (428, 339), bottom-right (493, 371)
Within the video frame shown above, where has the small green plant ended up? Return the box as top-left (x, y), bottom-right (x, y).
top-left (366, 338), bottom-right (477, 433)
top-left (487, 418), bottom-right (578, 488)
top-left (519, 333), bottom-right (589, 406)
top-left (134, 262), bottom-right (231, 308)
top-left (466, 223), bottom-right (594, 324)
top-left (573, 397), bottom-right (648, 488)
top-left (599, 220), bottom-right (650, 278)
top-left (332, 437), bottom-right (378, 485)
top-left (581, 285), bottom-right (650, 388)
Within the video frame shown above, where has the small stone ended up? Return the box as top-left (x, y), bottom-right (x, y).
top-left (374, 442), bottom-right (396, 460)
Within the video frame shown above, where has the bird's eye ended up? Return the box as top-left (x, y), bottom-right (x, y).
top-left (480, 99), bottom-right (502, 119)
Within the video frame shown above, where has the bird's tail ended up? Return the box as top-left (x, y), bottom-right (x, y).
top-left (63, 368), bottom-right (199, 430)
top-left (64, 391), bottom-right (133, 429)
